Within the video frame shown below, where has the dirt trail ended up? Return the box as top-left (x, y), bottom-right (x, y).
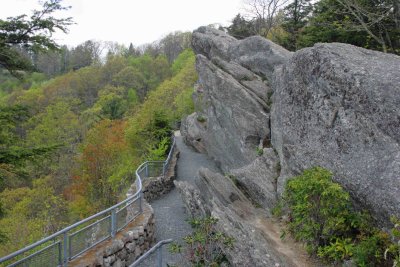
top-left (250, 215), bottom-right (321, 267)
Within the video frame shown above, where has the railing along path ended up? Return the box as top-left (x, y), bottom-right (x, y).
top-left (0, 138), bottom-right (176, 267)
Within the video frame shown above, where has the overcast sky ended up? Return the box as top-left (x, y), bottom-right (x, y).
top-left (0, 0), bottom-right (243, 47)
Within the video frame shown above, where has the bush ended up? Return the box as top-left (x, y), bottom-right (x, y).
top-left (352, 231), bottom-right (390, 267)
top-left (284, 167), bottom-right (356, 252)
top-left (279, 166), bottom-right (397, 266)
top-left (169, 217), bottom-right (234, 266)
top-left (385, 216), bottom-right (400, 267)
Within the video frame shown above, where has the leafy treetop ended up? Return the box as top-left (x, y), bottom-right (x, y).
top-left (0, 0), bottom-right (73, 76)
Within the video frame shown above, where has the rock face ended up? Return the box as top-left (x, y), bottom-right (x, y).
top-left (181, 26), bottom-right (400, 267)
top-left (174, 169), bottom-right (313, 267)
top-left (272, 43), bottom-right (400, 224)
top-left (183, 26), bottom-right (400, 226)
top-left (183, 26), bottom-right (292, 174)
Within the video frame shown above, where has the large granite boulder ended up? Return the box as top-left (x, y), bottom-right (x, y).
top-left (183, 27), bottom-right (292, 173)
top-left (271, 43), bottom-right (400, 224)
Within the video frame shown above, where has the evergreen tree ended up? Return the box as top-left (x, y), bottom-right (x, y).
top-left (0, 0), bottom-right (73, 77)
top-left (227, 14), bottom-right (255, 39)
top-left (282, 0), bottom-right (313, 50)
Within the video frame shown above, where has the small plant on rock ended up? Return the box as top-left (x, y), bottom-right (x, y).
top-left (256, 147), bottom-right (263, 156)
top-left (197, 115), bottom-right (207, 123)
top-left (169, 216), bottom-right (234, 266)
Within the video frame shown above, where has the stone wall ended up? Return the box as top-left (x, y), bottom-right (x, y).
top-left (141, 149), bottom-right (179, 202)
top-left (95, 202), bottom-right (155, 267)
top-left (70, 201), bottom-right (155, 267)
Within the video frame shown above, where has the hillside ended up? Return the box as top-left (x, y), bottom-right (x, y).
top-left (0, 48), bottom-right (196, 256)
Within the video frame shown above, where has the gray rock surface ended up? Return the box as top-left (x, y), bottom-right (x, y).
top-left (228, 36), bottom-right (293, 80)
top-left (175, 168), bottom-right (315, 267)
top-left (271, 43), bottom-right (400, 224)
top-left (175, 173), bottom-right (281, 267)
top-left (230, 148), bottom-right (280, 211)
top-left (184, 27), bottom-right (291, 173)
top-left (191, 26), bottom-right (236, 60)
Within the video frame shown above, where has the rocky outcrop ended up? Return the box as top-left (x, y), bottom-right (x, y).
top-left (271, 43), bottom-right (400, 224)
top-left (182, 26), bottom-right (292, 211)
top-left (230, 148), bottom-right (280, 211)
top-left (183, 26), bottom-right (292, 175)
top-left (175, 169), bottom-right (314, 267)
top-left (183, 26), bottom-right (400, 226)
top-left (181, 26), bottom-right (400, 266)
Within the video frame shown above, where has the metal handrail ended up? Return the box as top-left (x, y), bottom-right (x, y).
top-left (129, 239), bottom-right (173, 267)
top-left (0, 137), bottom-right (176, 266)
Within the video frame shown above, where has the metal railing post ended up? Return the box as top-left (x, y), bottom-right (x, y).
top-left (139, 193), bottom-right (143, 213)
top-left (162, 162), bottom-right (166, 177)
top-left (145, 164), bottom-right (149, 177)
top-left (58, 241), bottom-right (62, 266)
top-left (111, 209), bottom-right (117, 237)
top-left (63, 232), bottom-right (68, 266)
top-left (157, 246), bottom-right (162, 267)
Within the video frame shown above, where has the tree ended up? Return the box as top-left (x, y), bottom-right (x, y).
top-left (69, 40), bottom-right (102, 70)
top-left (243, 0), bottom-right (290, 37)
top-left (0, 105), bottom-right (59, 190)
top-left (227, 14), bottom-right (255, 39)
top-left (334, 0), bottom-right (400, 53)
top-left (282, 0), bottom-right (313, 50)
top-left (126, 43), bottom-right (141, 57)
top-left (159, 31), bottom-right (192, 63)
top-left (296, 0), bottom-right (400, 54)
top-left (0, 0), bottom-right (73, 77)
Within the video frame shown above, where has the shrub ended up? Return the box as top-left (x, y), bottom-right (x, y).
top-left (283, 167), bottom-right (356, 252)
top-left (385, 216), bottom-right (400, 267)
top-left (353, 231), bottom-right (390, 267)
top-left (279, 166), bottom-right (398, 266)
top-left (196, 115), bottom-right (207, 123)
top-left (169, 217), bottom-right (234, 266)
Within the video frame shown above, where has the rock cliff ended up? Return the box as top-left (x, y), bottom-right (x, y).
top-left (181, 26), bottom-right (400, 265)
top-left (272, 43), bottom-right (400, 225)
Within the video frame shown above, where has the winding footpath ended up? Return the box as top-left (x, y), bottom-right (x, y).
top-left (139, 131), bottom-right (219, 266)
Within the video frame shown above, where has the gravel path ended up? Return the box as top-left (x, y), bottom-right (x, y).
top-left (137, 132), bottom-right (219, 266)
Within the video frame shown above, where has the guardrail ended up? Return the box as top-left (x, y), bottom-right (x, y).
top-left (129, 239), bottom-right (173, 267)
top-left (0, 137), bottom-right (176, 267)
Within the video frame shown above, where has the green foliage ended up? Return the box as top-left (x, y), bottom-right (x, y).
top-left (256, 147), bottom-right (264, 156)
top-left (0, 0), bottom-right (73, 77)
top-left (126, 49), bottom-right (196, 160)
top-left (0, 47), bottom-right (197, 257)
top-left (0, 105), bottom-right (59, 189)
top-left (169, 217), bottom-right (234, 266)
top-left (227, 14), bottom-right (255, 39)
top-left (26, 101), bottom-right (81, 147)
top-left (352, 231), bottom-right (390, 267)
top-left (279, 166), bottom-right (398, 266)
top-left (146, 137), bottom-right (171, 161)
top-left (196, 115), bottom-right (207, 123)
top-left (0, 176), bottom-right (68, 255)
top-left (284, 167), bottom-right (356, 251)
top-left (171, 49), bottom-right (195, 75)
top-left (385, 217), bottom-right (400, 267)
top-left (317, 237), bottom-right (354, 261)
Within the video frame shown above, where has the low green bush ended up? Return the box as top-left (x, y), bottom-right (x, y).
top-left (169, 217), bottom-right (234, 266)
top-left (278, 166), bottom-right (398, 267)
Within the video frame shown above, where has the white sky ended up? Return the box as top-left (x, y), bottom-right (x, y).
top-left (0, 0), bottom-right (243, 47)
